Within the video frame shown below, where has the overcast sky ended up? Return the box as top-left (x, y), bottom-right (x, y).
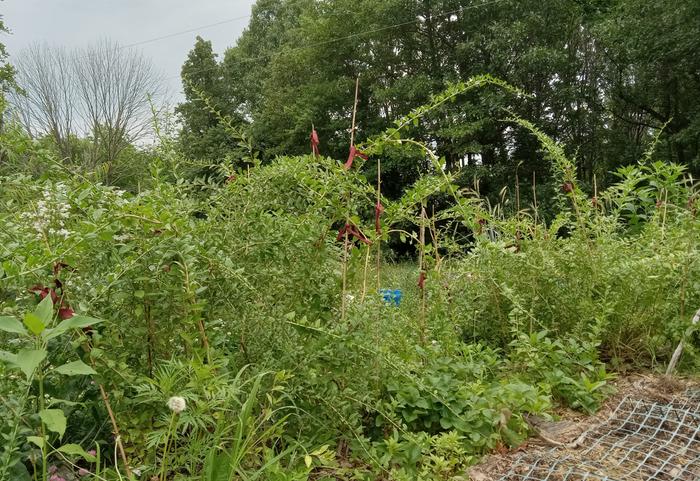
top-left (1, 0), bottom-right (257, 102)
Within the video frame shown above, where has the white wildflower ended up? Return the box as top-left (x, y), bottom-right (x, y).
top-left (167, 396), bottom-right (186, 414)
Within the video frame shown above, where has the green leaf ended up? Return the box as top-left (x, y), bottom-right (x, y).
top-left (34, 295), bottom-right (54, 324)
top-left (39, 409), bottom-right (66, 439)
top-left (0, 316), bottom-right (27, 335)
top-left (26, 436), bottom-right (45, 448)
top-left (15, 349), bottom-right (47, 379)
top-left (43, 316), bottom-right (104, 341)
top-left (23, 312), bottom-right (45, 335)
top-left (0, 350), bottom-right (17, 365)
top-left (56, 444), bottom-right (96, 461)
top-left (54, 360), bottom-right (96, 376)
top-left (134, 290), bottom-right (145, 299)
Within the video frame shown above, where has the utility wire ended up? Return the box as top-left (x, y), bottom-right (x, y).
top-left (171, 0), bottom-right (507, 82)
top-left (120, 13), bottom-right (253, 50)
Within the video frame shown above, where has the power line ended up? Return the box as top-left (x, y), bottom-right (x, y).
top-left (171, 0), bottom-right (508, 82)
top-left (120, 13), bottom-right (253, 50)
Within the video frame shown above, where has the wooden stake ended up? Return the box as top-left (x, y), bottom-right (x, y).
top-left (341, 77), bottom-right (360, 322)
top-left (376, 157), bottom-right (382, 292)
top-left (532, 171), bottom-right (538, 231)
top-left (87, 349), bottom-right (133, 479)
top-left (419, 204), bottom-right (427, 346)
top-left (98, 384), bottom-right (133, 480)
top-left (350, 78), bottom-right (360, 146)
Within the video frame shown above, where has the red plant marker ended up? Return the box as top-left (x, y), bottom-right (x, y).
top-left (344, 145), bottom-right (368, 170)
top-left (336, 224), bottom-right (348, 242)
top-left (418, 271), bottom-right (426, 290)
top-left (310, 129), bottom-right (320, 157)
top-left (349, 224), bottom-right (371, 245)
top-left (375, 201), bottom-right (384, 235)
top-left (336, 223), bottom-right (371, 245)
top-left (29, 285), bottom-right (58, 304)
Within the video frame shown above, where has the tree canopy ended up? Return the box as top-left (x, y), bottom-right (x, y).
top-left (177, 0), bottom-right (700, 197)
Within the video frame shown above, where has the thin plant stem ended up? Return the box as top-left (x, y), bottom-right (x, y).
top-left (160, 413), bottom-right (178, 481)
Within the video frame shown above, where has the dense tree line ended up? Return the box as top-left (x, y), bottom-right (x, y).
top-left (177, 0), bottom-right (700, 198)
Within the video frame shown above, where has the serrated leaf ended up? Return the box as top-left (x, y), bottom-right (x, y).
top-left (43, 316), bottom-right (104, 341)
top-left (34, 295), bottom-right (54, 324)
top-left (23, 312), bottom-right (45, 335)
top-left (0, 316), bottom-right (27, 335)
top-left (39, 409), bottom-right (66, 439)
top-left (16, 349), bottom-right (46, 379)
top-left (56, 443), bottom-right (96, 461)
top-left (54, 360), bottom-right (96, 376)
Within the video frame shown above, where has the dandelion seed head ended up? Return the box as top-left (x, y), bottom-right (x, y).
top-left (167, 396), bottom-right (186, 414)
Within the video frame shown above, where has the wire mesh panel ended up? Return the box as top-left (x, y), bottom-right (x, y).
top-left (496, 393), bottom-right (700, 481)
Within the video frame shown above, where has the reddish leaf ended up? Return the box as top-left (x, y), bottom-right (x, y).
top-left (344, 145), bottom-right (368, 170)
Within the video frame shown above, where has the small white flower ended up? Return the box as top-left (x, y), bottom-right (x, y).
top-left (167, 396), bottom-right (186, 414)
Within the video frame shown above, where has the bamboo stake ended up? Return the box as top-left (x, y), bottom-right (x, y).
top-left (86, 348), bottom-right (133, 479)
top-left (532, 171), bottom-right (538, 233)
top-left (376, 156), bottom-right (382, 292)
top-left (98, 384), bottom-right (133, 479)
top-left (341, 77), bottom-right (360, 322)
top-left (419, 204), bottom-right (427, 346)
top-left (361, 244), bottom-right (370, 301)
top-left (350, 78), bottom-right (359, 146)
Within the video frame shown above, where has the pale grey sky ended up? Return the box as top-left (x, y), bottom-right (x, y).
top-left (1, 0), bottom-right (257, 101)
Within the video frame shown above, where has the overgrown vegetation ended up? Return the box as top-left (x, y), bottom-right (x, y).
top-left (1, 1), bottom-right (700, 480)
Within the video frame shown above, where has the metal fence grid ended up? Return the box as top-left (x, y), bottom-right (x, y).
top-left (496, 393), bottom-right (700, 481)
